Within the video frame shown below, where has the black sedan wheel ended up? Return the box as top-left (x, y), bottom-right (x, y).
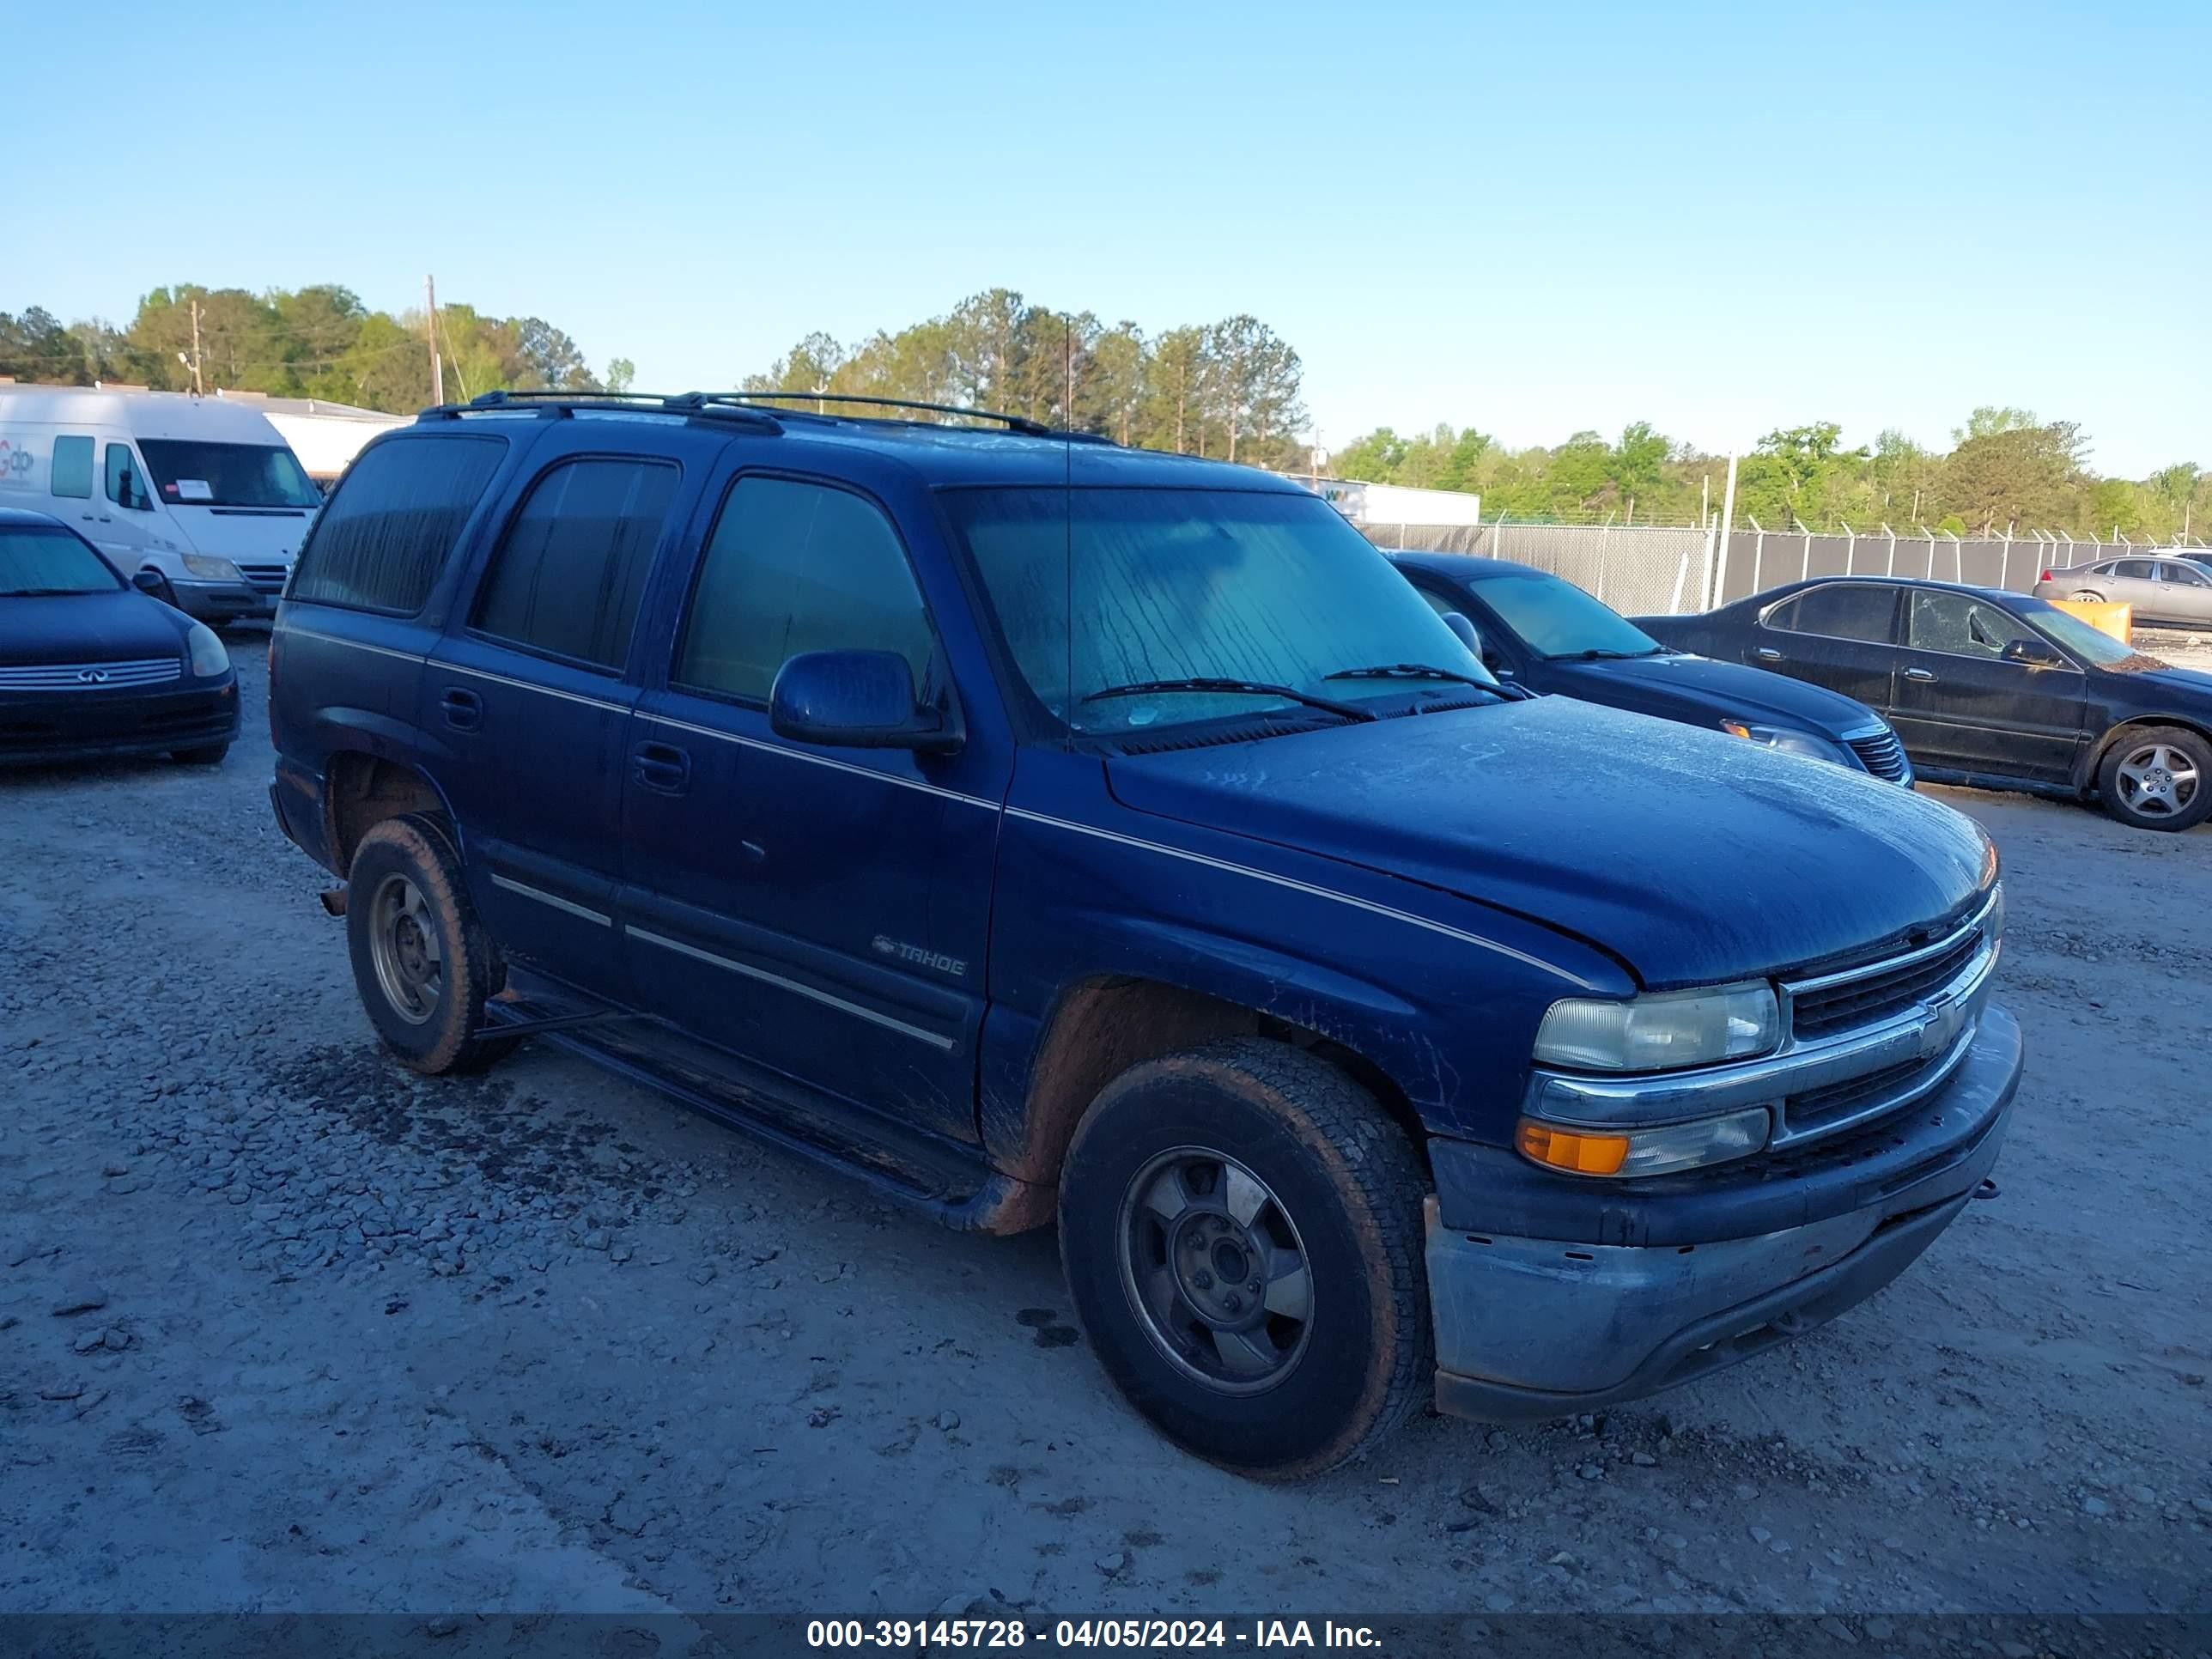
top-left (1057, 1038), bottom-right (1430, 1480)
top-left (2099, 726), bottom-right (2212, 832)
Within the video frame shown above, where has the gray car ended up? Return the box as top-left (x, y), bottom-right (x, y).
top-left (2034, 555), bottom-right (2212, 627)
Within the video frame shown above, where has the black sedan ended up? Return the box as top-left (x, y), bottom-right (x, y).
top-left (0, 507), bottom-right (239, 767)
top-left (1637, 574), bottom-right (2212, 832)
top-left (1389, 551), bottom-right (1911, 783)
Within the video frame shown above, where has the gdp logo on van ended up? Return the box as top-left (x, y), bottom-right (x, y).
top-left (0, 438), bottom-right (34, 487)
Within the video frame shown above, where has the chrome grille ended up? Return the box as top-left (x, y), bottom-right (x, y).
top-left (1788, 926), bottom-right (1983, 1041)
top-left (237, 562), bottom-right (289, 594)
top-left (0, 658), bottom-right (184, 691)
top-left (1845, 726), bottom-right (1910, 781)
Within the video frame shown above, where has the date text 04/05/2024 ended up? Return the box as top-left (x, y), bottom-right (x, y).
top-left (804, 1620), bottom-right (1383, 1650)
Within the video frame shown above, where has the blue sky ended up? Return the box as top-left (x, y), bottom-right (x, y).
top-left (9, 2), bottom-right (2206, 473)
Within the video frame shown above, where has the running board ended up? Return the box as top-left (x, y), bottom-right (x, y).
top-left (474, 1005), bottom-right (642, 1041)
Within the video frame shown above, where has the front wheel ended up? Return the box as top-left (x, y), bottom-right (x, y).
top-left (344, 813), bottom-right (514, 1073)
top-left (1058, 1038), bottom-right (1431, 1480)
top-left (171, 743), bottom-right (228, 766)
top-left (2098, 726), bottom-right (2212, 832)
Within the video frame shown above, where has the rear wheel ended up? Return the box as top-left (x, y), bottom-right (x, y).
top-left (344, 813), bottom-right (514, 1073)
top-left (2098, 726), bottom-right (2212, 832)
top-left (2068, 589), bottom-right (2106, 603)
top-left (1057, 1037), bottom-right (1430, 1480)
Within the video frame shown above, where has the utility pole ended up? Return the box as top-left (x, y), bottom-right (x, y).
top-left (1710, 452), bottom-right (1740, 609)
top-left (425, 274), bottom-right (445, 405)
top-left (188, 298), bottom-right (205, 397)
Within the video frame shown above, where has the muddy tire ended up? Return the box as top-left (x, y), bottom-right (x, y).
top-left (344, 813), bottom-right (514, 1073)
top-left (2097, 724), bottom-right (2212, 832)
top-left (1057, 1037), bottom-right (1431, 1480)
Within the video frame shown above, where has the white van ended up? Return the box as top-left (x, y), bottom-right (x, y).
top-left (0, 386), bottom-right (322, 624)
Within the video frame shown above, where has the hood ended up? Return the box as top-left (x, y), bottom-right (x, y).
top-left (1106, 697), bottom-right (1991, 988)
top-left (0, 588), bottom-right (191, 668)
top-left (1540, 652), bottom-right (1881, 738)
top-left (167, 504), bottom-right (317, 562)
top-left (2124, 661), bottom-right (2212, 701)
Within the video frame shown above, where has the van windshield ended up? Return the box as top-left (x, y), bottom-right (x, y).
top-left (946, 486), bottom-right (1495, 736)
top-left (0, 526), bottom-right (123, 595)
top-left (137, 440), bottom-right (319, 509)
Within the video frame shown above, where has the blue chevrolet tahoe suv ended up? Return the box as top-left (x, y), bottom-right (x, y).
top-left (268, 390), bottom-right (2023, 1478)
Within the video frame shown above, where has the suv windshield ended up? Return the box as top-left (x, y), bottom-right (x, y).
top-left (137, 440), bottom-right (319, 509)
top-left (0, 526), bottom-right (123, 595)
top-left (1471, 569), bottom-right (1664, 658)
top-left (947, 487), bottom-right (1494, 735)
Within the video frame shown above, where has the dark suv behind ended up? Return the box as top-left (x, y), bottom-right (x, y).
top-left (268, 392), bottom-right (2022, 1477)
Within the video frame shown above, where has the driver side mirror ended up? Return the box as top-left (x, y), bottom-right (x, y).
top-left (131, 569), bottom-right (166, 596)
top-left (1442, 611), bottom-right (1508, 674)
top-left (2002, 636), bottom-right (2064, 669)
top-left (769, 649), bottom-right (962, 755)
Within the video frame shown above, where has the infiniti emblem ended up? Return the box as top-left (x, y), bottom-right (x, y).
top-left (76, 668), bottom-right (110, 684)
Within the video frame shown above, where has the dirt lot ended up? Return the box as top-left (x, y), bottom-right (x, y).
top-left (3, 637), bottom-right (2207, 1620)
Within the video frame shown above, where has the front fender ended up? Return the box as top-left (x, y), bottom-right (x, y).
top-left (982, 800), bottom-right (1628, 1159)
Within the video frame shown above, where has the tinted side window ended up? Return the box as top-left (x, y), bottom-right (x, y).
top-left (475, 457), bottom-right (679, 670)
top-left (2160, 561), bottom-right (2208, 586)
top-left (50, 435), bottom-right (93, 499)
top-left (1907, 591), bottom-right (2026, 659)
top-left (674, 476), bottom-right (933, 702)
top-left (290, 436), bottom-right (507, 613)
top-left (1768, 584), bottom-right (1896, 644)
top-left (2114, 559), bottom-right (2156, 580)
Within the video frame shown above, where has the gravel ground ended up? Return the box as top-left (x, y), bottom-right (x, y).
top-left (2, 634), bottom-right (2207, 1619)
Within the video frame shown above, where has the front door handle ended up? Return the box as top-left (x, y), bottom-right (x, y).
top-left (1753, 647), bottom-right (1783, 662)
top-left (631, 740), bottom-right (691, 793)
top-left (439, 688), bottom-right (483, 731)
top-left (1904, 667), bottom-right (1937, 683)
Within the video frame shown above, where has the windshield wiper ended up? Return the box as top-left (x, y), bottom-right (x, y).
top-left (1081, 678), bottom-right (1378, 722)
top-left (1551, 647), bottom-right (1666, 661)
top-left (2, 587), bottom-right (101, 597)
top-left (1324, 662), bottom-right (1502, 695)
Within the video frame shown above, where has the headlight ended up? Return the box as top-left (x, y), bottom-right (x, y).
top-left (185, 623), bottom-right (230, 678)
top-left (1720, 720), bottom-right (1846, 765)
top-left (1534, 981), bottom-right (1780, 1072)
top-left (181, 554), bottom-right (244, 581)
top-left (1516, 1107), bottom-right (1771, 1176)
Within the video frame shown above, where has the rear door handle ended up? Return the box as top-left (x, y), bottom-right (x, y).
top-left (439, 688), bottom-right (483, 731)
top-left (1904, 667), bottom-right (1937, 683)
top-left (631, 740), bottom-right (691, 793)
top-left (1753, 647), bottom-right (1783, 661)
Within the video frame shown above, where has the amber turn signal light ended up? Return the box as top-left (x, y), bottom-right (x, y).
top-left (1516, 1121), bottom-right (1631, 1176)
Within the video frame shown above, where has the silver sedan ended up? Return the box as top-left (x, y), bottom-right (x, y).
top-left (2033, 555), bottom-right (2212, 627)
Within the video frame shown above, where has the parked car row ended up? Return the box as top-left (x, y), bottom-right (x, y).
top-left (0, 386), bottom-right (320, 623)
top-left (1638, 577), bottom-right (2212, 832)
top-left (254, 391), bottom-right (2022, 1477)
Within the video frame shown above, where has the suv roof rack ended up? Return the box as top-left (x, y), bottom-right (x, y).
top-left (415, 389), bottom-right (786, 434)
top-left (418, 387), bottom-right (1120, 445)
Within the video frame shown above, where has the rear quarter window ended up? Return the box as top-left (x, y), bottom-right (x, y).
top-left (289, 435), bottom-right (508, 614)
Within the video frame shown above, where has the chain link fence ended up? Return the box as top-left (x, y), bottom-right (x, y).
top-left (1364, 521), bottom-right (1714, 615)
top-left (1364, 520), bottom-right (2201, 615)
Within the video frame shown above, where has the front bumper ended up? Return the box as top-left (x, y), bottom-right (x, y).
top-left (171, 578), bottom-right (276, 623)
top-left (1425, 1001), bottom-right (2021, 1421)
top-left (0, 679), bottom-right (240, 765)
